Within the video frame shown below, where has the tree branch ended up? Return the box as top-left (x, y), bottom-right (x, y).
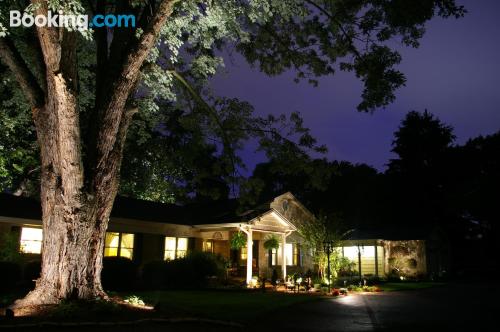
top-left (304, 0), bottom-right (361, 58)
top-left (93, 0), bottom-right (178, 177)
top-left (168, 69), bottom-right (242, 189)
top-left (0, 36), bottom-right (45, 108)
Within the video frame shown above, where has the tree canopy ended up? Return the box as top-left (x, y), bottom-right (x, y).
top-left (0, 0), bottom-right (466, 201)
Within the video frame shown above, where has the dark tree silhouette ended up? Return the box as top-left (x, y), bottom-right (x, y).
top-left (386, 110), bottom-right (455, 225)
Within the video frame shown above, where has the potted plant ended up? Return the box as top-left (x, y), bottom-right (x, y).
top-left (263, 235), bottom-right (280, 251)
top-left (230, 231), bottom-right (246, 250)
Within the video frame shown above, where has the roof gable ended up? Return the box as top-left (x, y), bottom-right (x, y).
top-left (269, 192), bottom-right (315, 227)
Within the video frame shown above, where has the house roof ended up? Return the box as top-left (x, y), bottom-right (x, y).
top-left (0, 193), bottom-right (42, 220)
top-left (345, 225), bottom-right (436, 241)
top-left (0, 193), bottom-right (273, 226)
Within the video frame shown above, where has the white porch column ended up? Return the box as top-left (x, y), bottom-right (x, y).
top-left (281, 233), bottom-right (287, 280)
top-left (246, 229), bottom-right (253, 285)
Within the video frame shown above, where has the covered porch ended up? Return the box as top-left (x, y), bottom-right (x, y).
top-left (194, 209), bottom-right (298, 285)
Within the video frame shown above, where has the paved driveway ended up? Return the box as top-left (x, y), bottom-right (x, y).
top-left (248, 283), bottom-right (498, 331)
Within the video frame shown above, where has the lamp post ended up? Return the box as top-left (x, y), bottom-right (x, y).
top-left (323, 240), bottom-right (334, 293)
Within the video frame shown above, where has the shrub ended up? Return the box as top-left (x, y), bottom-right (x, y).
top-left (337, 257), bottom-right (356, 277)
top-left (391, 245), bottom-right (410, 256)
top-left (141, 260), bottom-right (167, 290)
top-left (102, 257), bottom-right (138, 291)
top-left (0, 261), bottom-right (22, 290)
top-left (406, 258), bottom-right (418, 269)
top-left (173, 251), bottom-right (226, 288)
top-left (0, 232), bottom-right (23, 263)
top-left (332, 289), bottom-right (340, 296)
top-left (350, 285), bottom-right (364, 292)
top-left (141, 252), bottom-right (226, 290)
top-left (124, 295), bottom-right (145, 306)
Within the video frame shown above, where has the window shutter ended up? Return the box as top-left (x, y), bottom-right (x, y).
top-left (188, 237), bottom-right (196, 252)
top-left (133, 233), bottom-right (143, 264)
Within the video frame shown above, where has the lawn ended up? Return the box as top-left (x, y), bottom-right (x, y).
top-left (1, 289), bottom-right (320, 325)
top-left (120, 290), bottom-right (320, 322)
top-left (378, 282), bottom-right (445, 292)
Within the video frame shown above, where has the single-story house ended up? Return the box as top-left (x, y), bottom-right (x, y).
top-left (0, 192), bottom-right (443, 283)
top-left (0, 192), bottom-right (315, 284)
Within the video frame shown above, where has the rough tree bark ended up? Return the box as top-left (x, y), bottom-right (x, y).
top-left (0, 0), bottom-right (177, 309)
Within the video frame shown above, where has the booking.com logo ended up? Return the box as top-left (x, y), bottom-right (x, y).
top-left (9, 10), bottom-right (136, 31)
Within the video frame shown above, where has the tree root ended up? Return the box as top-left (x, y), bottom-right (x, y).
top-left (7, 282), bottom-right (109, 317)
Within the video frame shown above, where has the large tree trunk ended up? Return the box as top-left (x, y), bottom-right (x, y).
top-left (12, 26), bottom-right (116, 306)
top-left (13, 83), bottom-right (134, 308)
top-left (0, 0), bottom-right (176, 310)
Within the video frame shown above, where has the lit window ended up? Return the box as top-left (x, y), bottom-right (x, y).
top-left (164, 237), bottom-right (189, 260)
top-left (240, 246), bottom-right (247, 260)
top-left (177, 237), bottom-right (188, 258)
top-left (343, 246), bottom-right (359, 261)
top-left (20, 227), bottom-right (43, 254)
top-left (104, 232), bottom-right (134, 259)
top-left (293, 244), bottom-right (300, 266)
top-left (361, 246), bottom-right (375, 257)
top-left (285, 243), bottom-right (293, 266)
top-left (270, 248), bottom-right (278, 266)
top-left (120, 233), bottom-right (134, 259)
top-left (203, 240), bottom-right (213, 253)
top-left (273, 243), bottom-right (299, 266)
top-left (164, 237), bottom-right (176, 260)
top-left (343, 246), bottom-right (375, 260)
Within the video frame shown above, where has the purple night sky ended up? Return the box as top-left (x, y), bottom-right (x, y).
top-left (211, 0), bottom-right (500, 173)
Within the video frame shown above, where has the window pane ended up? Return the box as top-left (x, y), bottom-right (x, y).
top-left (361, 246), bottom-right (375, 258)
top-left (271, 249), bottom-right (277, 266)
top-left (104, 247), bottom-right (118, 257)
top-left (343, 246), bottom-right (359, 261)
top-left (165, 237), bottom-right (176, 260)
top-left (176, 250), bottom-right (187, 258)
top-left (203, 240), bottom-right (213, 253)
top-left (165, 237), bottom-right (176, 251)
top-left (176, 237), bottom-right (188, 259)
top-left (105, 232), bottom-right (120, 248)
top-left (104, 232), bottom-right (120, 257)
top-left (120, 233), bottom-right (134, 249)
top-left (165, 250), bottom-right (175, 260)
top-left (20, 227), bottom-right (43, 254)
top-left (293, 245), bottom-right (299, 266)
top-left (120, 247), bottom-right (133, 259)
top-left (241, 247), bottom-right (247, 260)
top-left (21, 228), bottom-right (42, 241)
top-left (285, 243), bottom-right (293, 266)
top-left (177, 238), bottom-right (188, 251)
